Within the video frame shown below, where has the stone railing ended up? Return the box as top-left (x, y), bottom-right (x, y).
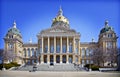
top-left (99, 68), bottom-right (117, 72)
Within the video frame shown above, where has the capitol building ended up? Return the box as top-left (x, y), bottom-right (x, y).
top-left (4, 7), bottom-right (118, 66)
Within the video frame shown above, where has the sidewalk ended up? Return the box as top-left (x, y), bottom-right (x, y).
top-left (0, 71), bottom-right (120, 77)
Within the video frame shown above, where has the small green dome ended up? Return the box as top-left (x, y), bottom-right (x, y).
top-left (8, 27), bottom-right (21, 36)
top-left (100, 20), bottom-right (114, 34)
top-left (7, 21), bottom-right (21, 36)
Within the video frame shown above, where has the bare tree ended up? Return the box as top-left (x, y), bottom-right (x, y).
top-left (106, 48), bottom-right (118, 67)
top-left (91, 47), bottom-right (118, 67)
top-left (3, 49), bottom-right (17, 63)
top-left (91, 47), bottom-right (107, 66)
top-left (0, 49), bottom-right (4, 64)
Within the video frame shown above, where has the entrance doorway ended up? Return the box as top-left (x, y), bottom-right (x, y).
top-left (62, 55), bottom-right (66, 63)
top-left (56, 55), bottom-right (60, 63)
top-left (44, 55), bottom-right (47, 63)
top-left (50, 55), bottom-right (54, 65)
top-left (69, 55), bottom-right (73, 63)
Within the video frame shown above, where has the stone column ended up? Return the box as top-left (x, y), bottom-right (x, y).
top-left (47, 55), bottom-right (50, 64)
top-left (26, 49), bottom-right (28, 58)
top-left (54, 55), bottom-right (56, 64)
top-left (60, 37), bottom-right (62, 53)
top-left (48, 37), bottom-right (50, 53)
top-left (41, 55), bottom-right (44, 64)
top-left (41, 37), bottom-right (44, 64)
top-left (60, 55), bottom-right (62, 64)
top-left (42, 37), bottom-right (44, 53)
top-left (73, 37), bottom-right (75, 53)
top-left (72, 37), bottom-right (75, 63)
top-left (5, 42), bottom-right (7, 51)
top-left (66, 55), bottom-right (69, 64)
top-left (54, 37), bottom-right (56, 53)
top-left (67, 37), bottom-right (69, 53)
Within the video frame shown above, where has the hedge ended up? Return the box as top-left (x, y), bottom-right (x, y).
top-left (0, 62), bottom-right (20, 70)
top-left (84, 64), bottom-right (99, 71)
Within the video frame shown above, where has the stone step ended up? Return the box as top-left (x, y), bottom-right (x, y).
top-left (14, 64), bottom-right (85, 71)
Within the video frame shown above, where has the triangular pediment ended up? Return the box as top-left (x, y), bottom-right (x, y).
top-left (40, 26), bottom-right (76, 34)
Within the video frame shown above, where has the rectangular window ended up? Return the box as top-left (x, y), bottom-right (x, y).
top-left (106, 42), bottom-right (112, 48)
top-left (86, 49), bottom-right (89, 57)
top-left (69, 45), bottom-right (72, 53)
top-left (50, 45), bottom-right (54, 53)
top-left (56, 45), bottom-right (60, 53)
top-left (82, 60), bottom-right (85, 64)
top-left (45, 46), bottom-right (48, 53)
top-left (86, 60), bottom-right (89, 64)
top-left (62, 45), bottom-right (66, 53)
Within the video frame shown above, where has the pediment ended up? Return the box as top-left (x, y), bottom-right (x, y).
top-left (40, 25), bottom-right (77, 34)
top-left (50, 28), bottom-right (65, 32)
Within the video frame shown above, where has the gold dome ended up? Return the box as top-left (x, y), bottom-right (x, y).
top-left (52, 6), bottom-right (69, 25)
top-left (52, 15), bottom-right (69, 24)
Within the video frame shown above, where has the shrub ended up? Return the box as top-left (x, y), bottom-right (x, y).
top-left (84, 64), bottom-right (99, 71)
top-left (0, 64), bottom-right (3, 70)
top-left (91, 65), bottom-right (99, 70)
top-left (0, 62), bottom-right (20, 70)
top-left (4, 63), bottom-right (14, 69)
top-left (11, 62), bottom-right (20, 67)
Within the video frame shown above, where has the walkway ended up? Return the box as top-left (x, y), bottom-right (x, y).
top-left (0, 71), bottom-right (120, 77)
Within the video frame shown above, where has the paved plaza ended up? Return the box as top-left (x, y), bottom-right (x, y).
top-left (0, 71), bottom-right (120, 77)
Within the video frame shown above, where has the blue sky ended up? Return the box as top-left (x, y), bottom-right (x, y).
top-left (0, 0), bottom-right (120, 49)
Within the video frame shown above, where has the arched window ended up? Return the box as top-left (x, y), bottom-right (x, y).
top-left (36, 48), bottom-right (38, 57)
top-left (28, 48), bottom-right (30, 57)
top-left (82, 48), bottom-right (85, 58)
top-left (86, 48), bottom-right (89, 57)
top-left (108, 34), bottom-right (112, 38)
top-left (31, 48), bottom-right (34, 56)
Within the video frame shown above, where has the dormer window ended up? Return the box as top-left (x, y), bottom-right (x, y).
top-left (108, 34), bottom-right (112, 38)
top-left (106, 42), bottom-right (112, 48)
top-left (8, 43), bottom-right (13, 49)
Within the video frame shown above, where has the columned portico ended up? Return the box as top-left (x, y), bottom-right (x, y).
top-left (38, 36), bottom-right (79, 64)
top-left (37, 7), bottom-right (80, 65)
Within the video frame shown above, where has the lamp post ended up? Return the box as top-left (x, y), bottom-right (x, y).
top-left (89, 51), bottom-right (92, 72)
top-left (89, 38), bottom-right (94, 72)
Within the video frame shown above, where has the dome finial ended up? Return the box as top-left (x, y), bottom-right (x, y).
top-left (57, 5), bottom-right (63, 16)
top-left (13, 20), bottom-right (17, 28)
top-left (105, 20), bottom-right (109, 27)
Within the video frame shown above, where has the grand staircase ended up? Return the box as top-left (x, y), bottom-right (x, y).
top-left (13, 64), bottom-right (85, 71)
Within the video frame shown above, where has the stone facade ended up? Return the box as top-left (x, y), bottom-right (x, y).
top-left (4, 7), bottom-right (118, 65)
